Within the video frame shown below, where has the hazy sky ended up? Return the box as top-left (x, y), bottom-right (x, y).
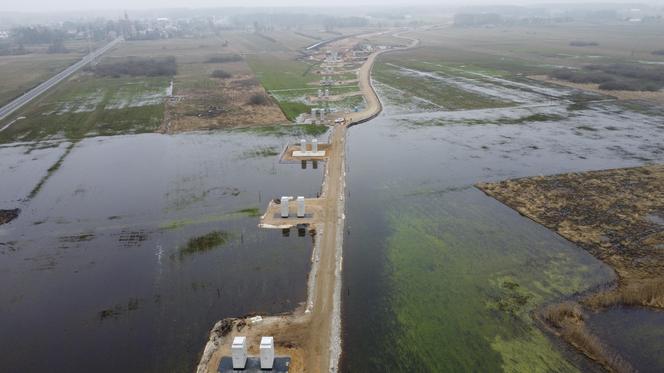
top-left (0, 0), bottom-right (656, 13)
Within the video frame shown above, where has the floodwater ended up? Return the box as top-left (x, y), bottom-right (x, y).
top-left (0, 129), bottom-right (324, 372)
top-left (341, 70), bottom-right (664, 372)
top-left (587, 307), bottom-right (664, 373)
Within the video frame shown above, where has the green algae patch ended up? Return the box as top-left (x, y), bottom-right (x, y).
top-left (385, 216), bottom-right (503, 371)
top-left (380, 190), bottom-right (612, 372)
top-left (491, 332), bottom-right (578, 373)
top-left (160, 207), bottom-right (261, 230)
top-left (180, 231), bottom-right (231, 257)
top-left (234, 207), bottom-right (261, 217)
top-left (240, 146), bottom-right (280, 159)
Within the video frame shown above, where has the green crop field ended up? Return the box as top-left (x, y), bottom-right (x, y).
top-left (246, 54), bottom-right (319, 91)
top-left (247, 53), bottom-right (325, 120)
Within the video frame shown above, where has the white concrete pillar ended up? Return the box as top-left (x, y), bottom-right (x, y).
top-left (311, 139), bottom-right (318, 153)
top-left (260, 336), bottom-right (275, 369)
top-left (297, 196), bottom-right (305, 218)
top-left (280, 196), bottom-right (290, 218)
top-left (231, 336), bottom-right (247, 369)
top-left (300, 138), bottom-right (308, 152)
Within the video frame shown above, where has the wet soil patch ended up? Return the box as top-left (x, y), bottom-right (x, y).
top-left (0, 208), bottom-right (20, 225)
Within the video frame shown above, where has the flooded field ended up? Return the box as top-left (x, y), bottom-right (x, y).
top-left (341, 68), bottom-right (664, 371)
top-left (0, 129), bottom-right (325, 372)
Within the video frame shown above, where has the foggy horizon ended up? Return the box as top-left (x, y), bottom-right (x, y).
top-left (2, 0), bottom-right (661, 14)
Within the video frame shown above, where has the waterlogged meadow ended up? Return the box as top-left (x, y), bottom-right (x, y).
top-left (341, 61), bottom-right (664, 371)
top-left (0, 126), bottom-right (328, 372)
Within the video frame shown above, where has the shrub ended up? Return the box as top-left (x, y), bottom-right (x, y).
top-left (550, 68), bottom-right (575, 81)
top-left (248, 93), bottom-right (270, 106)
top-left (599, 80), bottom-right (660, 91)
top-left (551, 64), bottom-right (664, 91)
top-left (550, 69), bottom-right (614, 84)
top-left (587, 63), bottom-right (664, 82)
top-left (47, 39), bottom-right (68, 53)
top-left (206, 54), bottom-right (242, 63)
top-left (255, 33), bottom-right (277, 43)
top-left (211, 69), bottom-right (232, 79)
top-left (92, 57), bottom-right (176, 77)
top-left (570, 41), bottom-right (599, 47)
top-left (234, 78), bottom-right (260, 88)
top-left (542, 302), bottom-right (583, 326)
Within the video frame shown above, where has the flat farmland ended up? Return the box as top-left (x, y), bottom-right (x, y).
top-left (0, 52), bottom-right (82, 108)
top-left (408, 23), bottom-right (664, 72)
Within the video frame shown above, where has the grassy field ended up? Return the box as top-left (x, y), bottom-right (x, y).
top-left (0, 52), bottom-right (82, 108)
top-left (0, 74), bottom-right (169, 144)
top-left (408, 23), bottom-right (664, 74)
top-left (373, 59), bottom-right (514, 110)
top-left (371, 22), bottom-right (664, 111)
top-left (246, 53), bottom-right (322, 120)
top-left (246, 51), bottom-right (365, 120)
top-left (0, 39), bottom-right (109, 107)
top-left (246, 53), bottom-right (319, 91)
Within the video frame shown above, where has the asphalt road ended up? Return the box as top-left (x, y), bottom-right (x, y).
top-left (0, 37), bottom-right (123, 122)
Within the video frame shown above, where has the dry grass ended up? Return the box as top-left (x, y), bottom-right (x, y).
top-left (585, 279), bottom-right (664, 309)
top-left (541, 302), bottom-right (635, 373)
top-left (477, 164), bottom-right (664, 294)
top-left (479, 165), bottom-right (664, 372)
top-left (542, 301), bottom-right (584, 325)
top-left (531, 75), bottom-right (664, 104)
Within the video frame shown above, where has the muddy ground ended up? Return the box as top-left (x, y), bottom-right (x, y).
top-left (0, 208), bottom-right (20, 225)
top-left (164, 73), bottom-right (287, 133)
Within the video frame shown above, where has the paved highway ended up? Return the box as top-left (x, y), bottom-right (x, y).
top-left (0, 37), bottom-right (123, 122)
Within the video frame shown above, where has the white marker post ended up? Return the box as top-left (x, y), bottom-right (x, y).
top-left (297, 196), bottom-right (305, 218)
top-left (260, 336), bottom-right (275, 369)
top-left (231, 336), bottom-right (247, 369)
top-left (280, 196), bottom-right (290, 218)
